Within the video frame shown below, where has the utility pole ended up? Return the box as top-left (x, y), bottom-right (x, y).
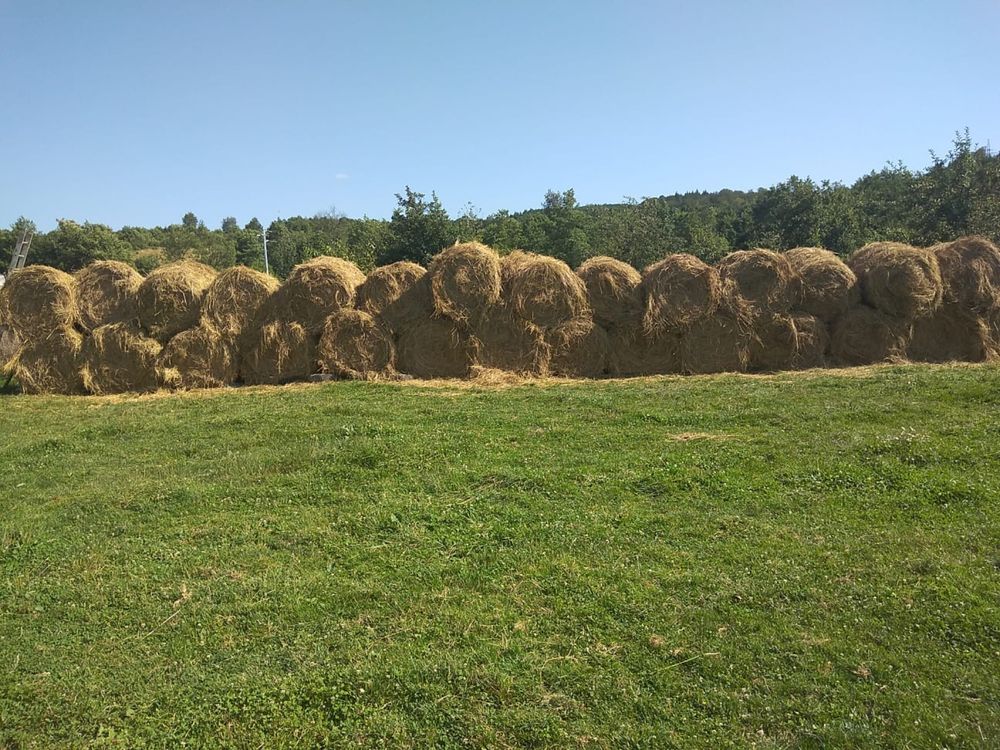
top-left (257, 227), bottom-right (271, 275)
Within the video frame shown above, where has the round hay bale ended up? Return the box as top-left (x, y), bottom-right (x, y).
top-left (907, 304), bottom-right (994, 363)
top-left (576, 256), bottom-right (643, 328)
top-left (606, 323), bottom-right (647, 377)
top-left (136, 260), bottom-right (217, 342)
top-left (80, 322), bottom-right (162, 394)
top-left (606, 322), bottom-right (681, 376)
top-left (316, 309), bottom-right (395, 380)
top-left (11, 327), bottom-right (84, 395)
top-left (159, 324), bottom-right (237, 389)
top-left (201, 266), bottom-right (280, 340)
top-left (3, 265), bottom-right (78, 337)
top-left (785, 247), bottom-right (859, 321)
top-left (0, 325), bottom-right (19, 371)
top-left (427, 242), bottom-right (501, 323)
top-left (241, 318), bottom-right (314, 385)
top-left (932, 236), bottom-right (1000, 315)
top-left (748, 313), bottom-right (800, 372)
top-left (829, 305), bottom-right (911, 366)
top-left (679, 314), bottom-right (750, 374)
top-left (642, 254), bottom-right (722, 335)
top-left (790, 313), bottom-right (829, 369)
top-left (73, 260), bottom-right (142, 332)
top-left (277, 256), bottom-right (366, 331)
top-left (848, 242), bottom-right (943, 320)
top-left (547, 317), bottom-right (610, 378)
top-left (501, 252), bottom-right (589, 329)
top-left (716, 249), bottom-right (796, 313)
top-left (355, 261), bottom-right (432, 333)
top-left (470, 304), bottom-right (549, 374)
top-left (396, 317), bottom-right (472, 379)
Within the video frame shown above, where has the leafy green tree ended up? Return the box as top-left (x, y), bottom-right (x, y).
top-left (236, 218), bottom-right (264, 269)
top-left (380, 187), bottom-right (454, 265)
top-left (30, 219), bottom-right (131, 271)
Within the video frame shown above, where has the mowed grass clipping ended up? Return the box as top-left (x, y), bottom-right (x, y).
top-left (1, 366), bottom-right (999, 749)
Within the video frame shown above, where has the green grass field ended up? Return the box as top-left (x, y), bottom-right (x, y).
top-left (1, 366), bottom-right (999, 748)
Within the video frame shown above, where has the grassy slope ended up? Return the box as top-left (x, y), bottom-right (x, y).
top-left (1, 366), bottom-right (998, 749)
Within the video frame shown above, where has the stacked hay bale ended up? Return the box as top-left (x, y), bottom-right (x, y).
top-left (347, 261), bottom-right (431, 379)
top-left (74, 260), bottom-right (143, 331)
top-left (80, 322), bottom-right (161, 394)
top-left (714, 249), bottom-right (800, 373)
top-left (474, 250), bottom-right (596, 377)
top-left (355, 261), bottom-right (432, 334)
top-left (835, 242), bottom-right (943, 365)
top-left (396, 242), bottom-right (497, 378)
top-left (137, 260), bottom-right (217, 342)
top-left (316, 309), bottom-right (395, 380)
top-left (73, 261), bottom-right (165, 394)
top-left (160, 266), bottom-right (279, 389)
top-left (577, 256), bottom-right (642, 376)
top-left (908, 236), bottom-right (1000, 363)
top-left (2, 266), bottom-right (84, 394)
top-left (630, 252), bottom-right (739, 375)
top-left (242, 256), bottom-right (364, 385)
top-left (782, 247), bottom-right (859, 369)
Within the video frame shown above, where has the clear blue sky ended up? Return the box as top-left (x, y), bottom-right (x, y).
top-left (1, 0), bottom-right (998, 231)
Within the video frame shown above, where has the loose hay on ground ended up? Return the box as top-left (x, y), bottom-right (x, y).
top-left (576, 256), bottom-right (643, 328)
top-left (137, 260), bottom-right (217, 342)
top-left (201, 266), bottom-right (280, 340)
top-left (784, 247), bottom-right (859, 321)
top-left (396, 317), bottom-right (472, 379)
top-left (159, 324), bottom-right (237, 389)
top-left (316, 309), bottom-right (395, 380)
top-left (3, 265), bottom-right (78, 337)
top-left (81, 322), bottom-right (162, 394)
top-left (642, 254), bottom-right (722, 335)
top-left (74, 260), bottom-right (143, 331)
top-left (427, 242), bottom-right (501, 323)
top-left (849, 242), bottom-right (943, 320)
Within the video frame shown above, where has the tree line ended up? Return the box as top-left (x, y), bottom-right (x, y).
top-left (3, 130), bottom-right (997, 278)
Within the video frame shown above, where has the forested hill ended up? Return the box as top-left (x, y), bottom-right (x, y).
top-left (3, 131), bottom-right (997, 278)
